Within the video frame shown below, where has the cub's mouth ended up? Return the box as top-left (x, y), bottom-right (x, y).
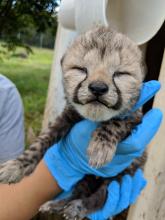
top-left (73, 95), bottom-right (122, 111)
top-left (85, 98), bottom-right (110, 109)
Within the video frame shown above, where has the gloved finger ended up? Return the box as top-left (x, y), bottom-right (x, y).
top-left (117, 108), bottom-right (163, 154)
top-left (88, 181), bottom-right (120, 220)
top-left (70, 119), bottom-right (99, 150)
top-left (130, 169), bottom-right (147, 204)
top-left (113, 175), bottom-right (132, 215)
top-left (132, 80), bottom-right (161, 112)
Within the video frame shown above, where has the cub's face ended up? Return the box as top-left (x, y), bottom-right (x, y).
top-left (61, 27), bottom-right (145, 121)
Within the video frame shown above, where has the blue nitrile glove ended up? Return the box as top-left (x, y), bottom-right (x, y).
top-left (44, 80), bottom-right (162, 192)
top-left (88, 169), bottom-right (146, 220)
top-left (54, 169), bottom-right (147, 220)
top-left (53, 170), bottom-right (146, 219)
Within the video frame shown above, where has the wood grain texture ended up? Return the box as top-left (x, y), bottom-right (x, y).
top-left (127, 50), bottom-right (165, 220)
top-left (33, 26), bottom-right (77, 220)
top-left (42, 25), bottom-right (76, 130)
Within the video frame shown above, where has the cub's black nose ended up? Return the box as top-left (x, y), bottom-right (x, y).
top-left (88, 81), bottom-right (109, 96)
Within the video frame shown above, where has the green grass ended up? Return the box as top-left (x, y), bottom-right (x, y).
top-left (0, 46), bottom-right (53, 145)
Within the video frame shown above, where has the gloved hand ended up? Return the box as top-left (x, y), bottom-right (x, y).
top-left (44, 80), bottom-right (162, 191)
top-left (88, 169), bottom-right (146, 220)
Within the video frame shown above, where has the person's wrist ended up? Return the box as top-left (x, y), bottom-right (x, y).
top-left (31, 161), bottom-right (62, 202)
top-left (43, 141), bottom-right (84, 191)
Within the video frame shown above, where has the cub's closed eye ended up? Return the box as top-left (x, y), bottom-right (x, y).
top-left (72, 66), bottom-right (88, 74)
top-left (113, 71), bottom-right (131, 77)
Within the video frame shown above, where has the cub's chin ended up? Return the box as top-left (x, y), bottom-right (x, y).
top-left (73, 102), bottom-right (120, 122)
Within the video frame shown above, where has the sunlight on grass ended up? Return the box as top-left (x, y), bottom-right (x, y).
top-left (0, 46), bottom-right (54, 145)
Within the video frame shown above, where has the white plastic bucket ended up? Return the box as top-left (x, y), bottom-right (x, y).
top-left (58, 0), bottom-right (165, 45)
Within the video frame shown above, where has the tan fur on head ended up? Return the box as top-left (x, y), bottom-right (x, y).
top-left (61, 26), bottom-right (146, 121)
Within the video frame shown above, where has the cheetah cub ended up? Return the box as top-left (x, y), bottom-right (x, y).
top-left (0, 27), bottom-right (146, 219)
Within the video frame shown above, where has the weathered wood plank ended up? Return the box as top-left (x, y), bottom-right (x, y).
top-left (42, 25), bottom-right (76, 130)
top-left (33, 25), bottom-right (77, 220)
top-left (127, 50), bottom-right (165, 220)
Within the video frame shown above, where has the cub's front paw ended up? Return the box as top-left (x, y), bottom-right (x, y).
top-left (87, 132), bottom-right (117, 168)
top-left (0, 160), bottom-right (24, 183)
top-left (62, 199), bottom-right (87, 220)
top-left (39, 199), bottom-right (68, 214)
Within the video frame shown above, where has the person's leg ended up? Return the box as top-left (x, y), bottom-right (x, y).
top-left (0, 74), bottom-right (25, 163)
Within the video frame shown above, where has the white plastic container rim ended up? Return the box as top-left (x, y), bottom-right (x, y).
top-left (58, 0), bottom-right (165, 45)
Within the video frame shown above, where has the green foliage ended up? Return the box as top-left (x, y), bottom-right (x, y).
top-left (0, 45), bottom-right (53, 145)
top-left (0, 0), bottom-right (58, 53)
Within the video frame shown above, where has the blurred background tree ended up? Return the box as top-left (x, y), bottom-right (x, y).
top-left (0, 0), bottom-right (61, 145)
top-left (0, 0), bottom-right (60, 53)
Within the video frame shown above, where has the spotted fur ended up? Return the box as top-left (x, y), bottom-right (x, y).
top-left (0, 27), bottom-right (146, 219)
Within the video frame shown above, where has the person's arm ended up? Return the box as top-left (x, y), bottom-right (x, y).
top-left (0, 160), bottom-right (61, 220)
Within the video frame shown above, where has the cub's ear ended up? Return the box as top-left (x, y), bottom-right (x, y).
top-left (60, 54), bottom-right (66, 66)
